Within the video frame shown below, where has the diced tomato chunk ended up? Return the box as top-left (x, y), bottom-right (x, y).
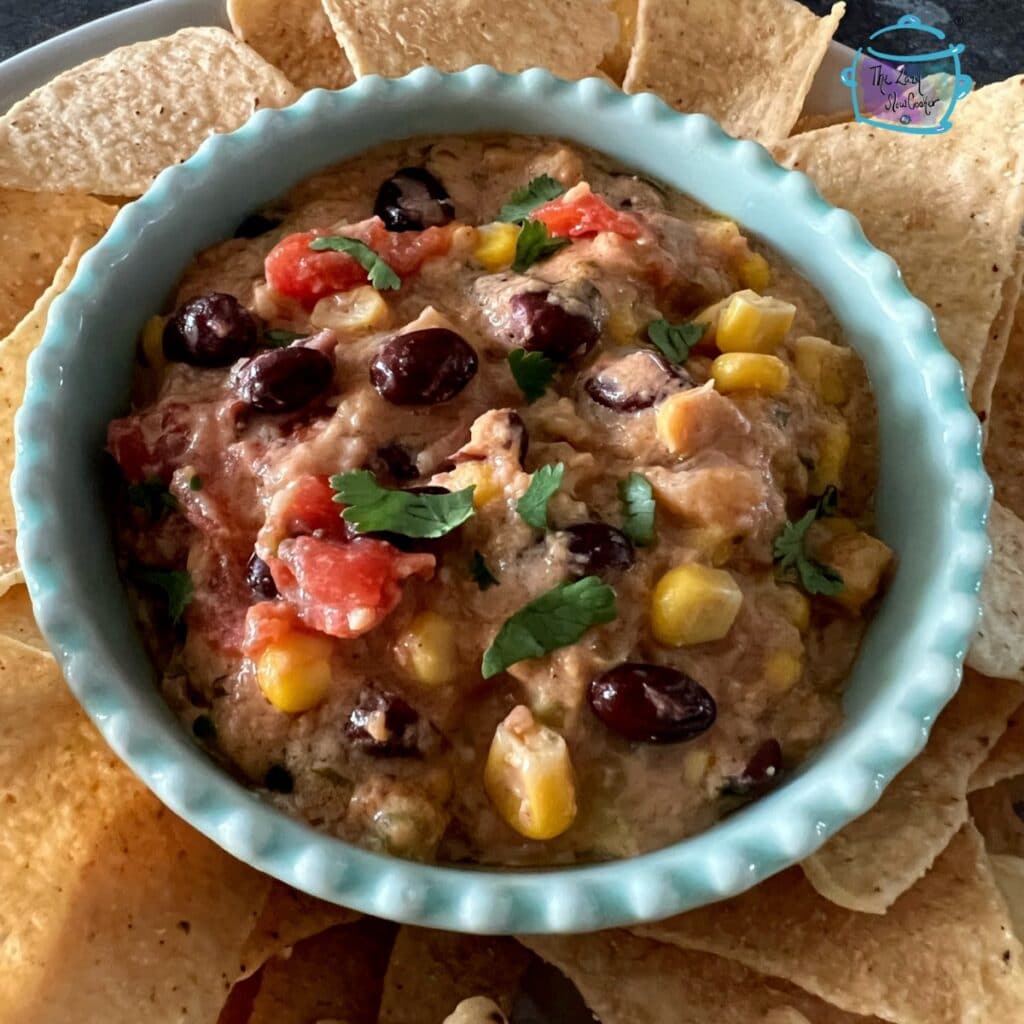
top-left (264, 218), bottom-right (456, 309)
top-left (269, 536), bottom-right (434, 639)
top-left (242, 600), bottom-right (304, 657)
top-left (281, 475), bottom-right (350, 541)
top-left (531, 192), bottom-right (641, 240)
top-left (107, 402), bottom-right (194, 483)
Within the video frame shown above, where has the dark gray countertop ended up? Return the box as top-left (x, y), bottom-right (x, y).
top-left (0, 0), bottom-right (1018, 84)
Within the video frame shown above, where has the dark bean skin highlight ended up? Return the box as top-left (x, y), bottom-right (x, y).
top-left (163, 292), bottom-right (260, 367)
top-left (370, 328), bottom-right (478, 406)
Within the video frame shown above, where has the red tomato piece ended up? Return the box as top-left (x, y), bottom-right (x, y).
top-left (531, 192), bottom-right (641, 240)
top-left (269, 536), bottom-right (434, 639)
top-left (242, 601), bottom-right (304, 657)
top-left (281, 475), bottom-right (350, 541)
top-left (107, 402), bottom-right (194, 483)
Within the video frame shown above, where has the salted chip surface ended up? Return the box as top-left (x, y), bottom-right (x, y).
top-left (379, 928), bottom-right (531, 1024)
top-left (622, 0), bottom-right (844, 144)
top-left (522, 932), bottom-right (882, 1023)
top-left (968, 500), bottom-right (1024, 682)
top-left (320, 0), bottom-right (619, 80)
top-left (228, 0), bottom-right (353, 91)
top-left (801, 669), bottom-right (1022, 913)
top-left (775, 77), bottom-right (1024, 411)
top-left (971, 775), bottom-right (1024, 859)
top-left (0, 636), bottom-right (269, 1023)
top-left (0, 190), bottom-right (115, 338)
top-left (636, 825), bottom-right (1024, 1024)
top-left (0, 27), bottom-right (299, 196)
top-left (991, 855), bottom-right (1024, 941)
top-left (975, 255), bottom-right (1023, 437)
top-left (986, 291), bottom-right (1024, 516)
top-left (971, 704), bottom-right (1024, 792)
top-left (0, 584), bottom-right (46, 651)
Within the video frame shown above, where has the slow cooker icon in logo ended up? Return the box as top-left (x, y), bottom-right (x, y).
top-left (840, 14), bottom-right (973, 135)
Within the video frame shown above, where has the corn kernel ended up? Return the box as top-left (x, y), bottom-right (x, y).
top-left (711, 353), bottom-right (790, 395)
top-left (809, 421), bottom-right (850, 493)
top-left (257, 633), bottom-right (334, 713)
top-left (484, 706), bottom-right (577, 840)
top-left (765, 649), bottom-right (803, 693)
top-left (448, 461), bottom-right (502, 508)
top-left (397, 611), bottom-right (458, 686)
top-left (794, 336), bottom-right (850, 405)
top-left (776, 585), bottom-right (810, 632)
top-left (607, 304), bottom-right (641, 346)
top-left (651, 563), bottom-right (743, 647)
top-left (311, 285), bottom-right (390, 334)
top-left (716, 292), bottom-right (795, 354)
top-left (821, 531), bottom-right (893, 614)
top-left (141, 316), bottom-right (166, 371)
top-left (738, 252), bottom-right (772, 292)
top-left (473, 222), bottom-right (520, 271)
top-left (683, 748), bottom-right (711, 786)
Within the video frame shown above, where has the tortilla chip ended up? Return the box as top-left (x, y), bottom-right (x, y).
top-left (976, 253), bottom-right (1024, 438)
top-left (0, 190), bottom-right (116, 338)
top-left (991, 855), bottom-right (1024, 941)
top-left (971, 704), bottom-right (1024, 792)
top-left (801, 669), bottom-right (1022, 913)
top-left (0, 28), bottom-right (299, 196)
top-left (971, 775), bottom-right (1024, 859)
top-left (986, 292), bottom-right (1024, 515)
top-left (636, 825), bottom-right (1024, 1024)
top-left (774, 78), bottom-right (1024, 410)
top-left (599, 0), bottom-right (638, 84)
top-left (622, 0), bottom-right (844, 145)
top-left (320, 0), bottom-right (619, 81)
top-left (967, 500), bottom-right (1024, 682)
top-left (0, 636), bottom-right (270, 1023)
top-left (240, 881), bottom-right (360, 975)
top-left (247, 919), bottom-right (395, 1024)
top-left (227, 0), bottom-right (354, 91)
top-left (0, 528), bottom-right (21, 596)
top-left (790, 109), bottom-right (855, 134)
top-left (0, 583), bottom-right (46, 652)
top-left (522, 932), bottom-right (882, 1023)
top-left (0, 228), bottom-right (104, 538)
top-left (379, 928), bottom-right (531, 1024)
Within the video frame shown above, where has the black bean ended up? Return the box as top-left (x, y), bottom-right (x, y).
top-left (375, 443), bottom-right (419, 482)
top-left (588, 663), bottom-right (716, 743)
top-left (370, 328), bottom-right (478, 405)
top-left (565, 523), bottom-right (634, 577)
top-left (233, 212), bottom-right (283, 238)
top-left (722, 739), bottom-right (784, 797)
top-left (508, 290), bottom-right (599, 361)
top-left (345, 690), bottom-right (425, 757)
top-left (585, 351), bottom-right (689, 412)
top-left (374, 167), bottom-right (455, 232)
top-left (233, 346), bottom-right (334, 413)
top-left (191, 714), bottom-right (216, 740)
top-left (264, 764), bottom-right (294, 793)
top-left (246, 553), bottom-right (278, 600)
top-left (163, 293), bottom-right (260, 367)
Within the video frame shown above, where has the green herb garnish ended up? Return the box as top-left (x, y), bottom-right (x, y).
top-left (126, 478), bottom-right (177, 521)
top-left (309, 236), bottom-right (401, 291)
top-left (469, 551), bottom-right (499, 590)
top-left (133, 566), bottom-right (194, 623)
top-left (512, 220), bottom-right (570, 273)
top-left (264, 329), bottom-right (306, 347)
top-left (517, 463), bottom-right (565, 530)
top-left (618, 472), bottom-right (655, 547)
top-left (498, 174), bottom-right (566, 223)
top-left (646, 319), bottom-right (706, 364)
top-left (330, 470), bottom-right (474, 539)
top-left (188, 474), bottom-right (203, 491)
top-left (772, 486), bottom-right (844, 596)
top-left (482, 576), bottom-right (618, 679)
top-left (508, 348), bottom-right (556, 403)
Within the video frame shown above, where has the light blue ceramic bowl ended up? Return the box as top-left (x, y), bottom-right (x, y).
top-left (14, 68), bottom-right (989, 934)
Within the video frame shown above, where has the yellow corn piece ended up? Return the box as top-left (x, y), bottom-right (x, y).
top-left (716, 291), bottom-right (796, 354)
top-left (737, 252), bottom-right (772, 292)
top-left (776, 585), bottom-right (810, 632)
top-left (311, 285), bottom-right (390, 334)
top-left (607, 304), bottom-right (641, 346)
top-left (821, 531), bottom-right (894, 614)
top-left (794, 335), bottom-right (850, 405)
top-left (473, 222), bottom-right (520, 271)
top-left (651, 563), bottom-right (743, 646)
top-left (809, 421), bottom-right (850, 494)
top-left (448, 461), bottom-right (502, 508)
top-left (141, 316), bottom-right (166, 371)
top-left (484, 706), bottom-right (577, 840)
top-left (397, 611), bottom-right (458, 686)
top-left (257, 633), bottom-right (334, 713)
top-left (711, 353), bottom-right (790, 395)
top-left (764, 649), bottom-right (803, 693)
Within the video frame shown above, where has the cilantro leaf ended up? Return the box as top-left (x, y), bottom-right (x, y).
top-left (646, 319), bottom-right (706, 364)
top-left (498, 174), bottom-right (566, 223)
top-left (127, 478), bottom-right (177, 521)
top-left (508, 348), bottom-right (556, 403)
top-left (618, 472), bottom-right (655, 546)
top-left (264, 329), bottom-right (306, 347)
top-left (469, 551), bottom-right (499, 590)
top-left (133, 566), bottom-right (194, 623)
top-left (482, 576), bottom-right (618, 678)
top-left (517, 463), bottom-right (565, 530)
top-left (772, 487), bottom-right (844, 596)
top-left (309, 236), bottom-right (401, 291)
top-left (512, 220), bottom-right (570, 273)
top-left (189, 474), bottom-right (203, 491)
top-left (330, 470), bottom-right (474, 538)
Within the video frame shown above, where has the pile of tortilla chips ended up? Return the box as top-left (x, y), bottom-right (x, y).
top-left (0, 1), bottom-right (1021, 1021)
